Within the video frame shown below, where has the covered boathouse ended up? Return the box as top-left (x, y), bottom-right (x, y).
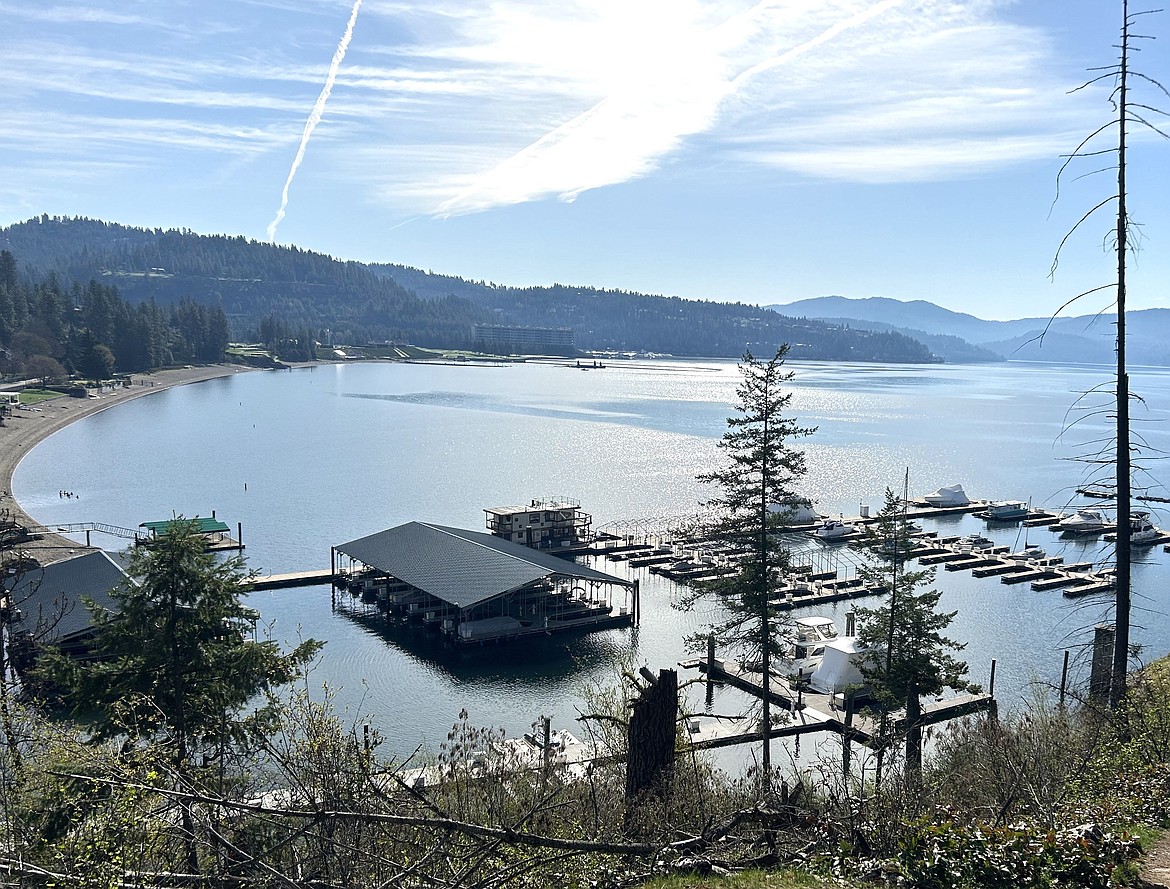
top-left (331, 522), bottom-right (637, 644)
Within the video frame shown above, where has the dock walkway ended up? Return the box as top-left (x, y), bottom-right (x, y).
top-left (679, 656), bottom-right (995, 749)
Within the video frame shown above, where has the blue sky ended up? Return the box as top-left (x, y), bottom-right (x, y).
top-left (3, 0), bottom-right (1167, 320)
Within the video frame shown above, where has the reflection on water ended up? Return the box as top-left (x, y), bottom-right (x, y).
top-left (13, 358), bottom-right (1170, 756)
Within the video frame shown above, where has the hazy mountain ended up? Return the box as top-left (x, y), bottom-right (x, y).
top-left (770, 296), bottom-right (1170, 366)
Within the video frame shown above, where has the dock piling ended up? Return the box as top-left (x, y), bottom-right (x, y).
top-left (1090, 624), bottom-right (1115, 703)
top-left (1059, 649), bottom-right (1070, 709)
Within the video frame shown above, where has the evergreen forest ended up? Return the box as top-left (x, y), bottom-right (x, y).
top-left (0, 216), bottom-right (937, 374)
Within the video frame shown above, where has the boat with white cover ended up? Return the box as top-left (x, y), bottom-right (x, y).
top-left (809, 636), bottom-right (868, 695)
top-left (923, 484), bottom-right (970, 507)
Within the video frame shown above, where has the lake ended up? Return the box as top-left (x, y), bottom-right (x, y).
top-left (13, 357), bottom-right (1170, 756)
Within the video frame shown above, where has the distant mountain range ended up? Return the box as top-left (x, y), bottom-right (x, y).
top-left (768, 296), bottom-right (1170, 366)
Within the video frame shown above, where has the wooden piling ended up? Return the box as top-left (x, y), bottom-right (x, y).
top-left (1060, 649), bottom-right (1070, 709)
top-left (1090, 624), bottom-right (1115, 703)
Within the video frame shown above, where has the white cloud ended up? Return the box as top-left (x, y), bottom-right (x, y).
top-left (2, 0), bottom-right (1116, 223)
top-left (344, 0), bottom-right (1101, 214)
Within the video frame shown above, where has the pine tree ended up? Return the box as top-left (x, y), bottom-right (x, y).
top-left (46, 520), bottom-right (321, 759)
top-left (855, 488), bottom-right (970, 784)
top-left (683, 347), bottom-right (814, 787)
top-left (41, 520), bottom-right (321, 871)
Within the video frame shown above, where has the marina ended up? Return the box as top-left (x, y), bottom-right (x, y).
top-left (11, 358), bottom-right (1170, 755)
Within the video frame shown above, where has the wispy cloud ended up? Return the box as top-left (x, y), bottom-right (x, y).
top-left (347, 0), bottom-right (1098, 216)
top-left (2, 0), bottom-right (1110, 225)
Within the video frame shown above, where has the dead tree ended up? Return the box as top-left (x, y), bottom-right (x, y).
top-left (625, 668), bottom-right (678, 802)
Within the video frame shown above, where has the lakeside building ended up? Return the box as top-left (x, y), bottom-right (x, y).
top-left (471, 323), bottom-right (574, 355)
top-left (484, 498), bottom-right (592, 549)
top-left (4, 550), bottom-right (127, 666)
top-left (332, 522), bottom-right (636, 644)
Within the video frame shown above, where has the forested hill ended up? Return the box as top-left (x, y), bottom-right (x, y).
top-left (374, 263), bottom-right (936, 362)
top-left (1, 216), bottom-right (935, 362)
top-left (0, 217), bottom-right (485, 349)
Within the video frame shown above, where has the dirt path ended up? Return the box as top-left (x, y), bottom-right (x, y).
top-left (1143, 833), bottom-right (1170, 889)
top-left (0, 365), bottom-right (253, 562)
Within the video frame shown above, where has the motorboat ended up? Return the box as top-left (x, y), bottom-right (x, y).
top-left (1129, 511), bottom-right (1160, 545)
top-left (773, 616), bottom-right (840, 680)
top-left (768, 498), bottom-right (824, 525)
top-left (980, 500), bottom-right (1029, 522)
top-left (813, 519), bottom-right (856, 541)
top-left (923, 484), bottom-right (970, 507)
top-left (955, 534), bottom-right (995, 551)
top-left (1010, 544), bottom-right (1047, 562)
top-left (1058, 508), bottom-right (1110, 536)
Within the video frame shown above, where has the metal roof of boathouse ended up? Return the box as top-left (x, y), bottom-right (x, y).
top-left (140, 517), bottom-right (230, 535)
top-left (334, 522), bottom-right (631, 610)
top-left (5, 550), bottom-right (129, 645)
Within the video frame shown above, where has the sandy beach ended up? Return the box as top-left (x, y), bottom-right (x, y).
top-left (0, 365), bottom-right (254, 563)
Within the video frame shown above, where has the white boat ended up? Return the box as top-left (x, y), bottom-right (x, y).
top-left (813, 519), bottom-right (855, 541)
top-left (1129, 511), bottom-right (1160, 545)
top-left (981, 500), bottom-right (1029, 521)
top-left (923, 484), bottom-right (970, 507)
top-left (773, 616), bottom-right (840, 680)
top-left (1010, 544), bottom-right (1047, 562)
top-left (768, 498), bottom-right (824, 525)
top-left (956, 534), bottom-right (995, 551)
top-left (1058, 508), bottom-right (1110, 535)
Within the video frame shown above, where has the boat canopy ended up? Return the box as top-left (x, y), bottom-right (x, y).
top-left (809, 637), bottom-right (868, 694)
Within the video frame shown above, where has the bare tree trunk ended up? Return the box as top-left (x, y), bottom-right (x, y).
top-left (1110, 0), bottom-right (1133, 709)
top-left (904, 683), bottom-right (922, 785)
top-left (625, 669), bottom-right (678, 802)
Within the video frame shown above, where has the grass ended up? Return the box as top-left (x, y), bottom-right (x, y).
top-left (19, 389), bottom-right (64, 404)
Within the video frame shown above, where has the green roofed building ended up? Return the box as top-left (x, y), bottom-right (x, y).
top-left (139, 516), bottom-right (239, 551)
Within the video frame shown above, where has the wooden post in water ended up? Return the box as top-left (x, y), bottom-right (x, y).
top-left (633, 579), bottom-right (640, 626)
top-left (841, 691), bottom-right (855, 774)
top-left (1060, 649), bottom-right (1071, 709)
top-left (238, 521), bottom-right (243, 551)
top-left (706, 634), bottom-right (716, 687)
top-left (330, 547), bottom-right (336, 609)
top-left (989, 659), bottom-right (996, 697)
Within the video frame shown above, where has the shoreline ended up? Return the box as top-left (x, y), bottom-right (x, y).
top-left (0, 364), bottom-right (256, 563)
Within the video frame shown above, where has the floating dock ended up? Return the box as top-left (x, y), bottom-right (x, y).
top-left (679, 655), bottom-right (995, 750)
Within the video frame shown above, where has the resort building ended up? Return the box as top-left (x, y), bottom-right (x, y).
top-left (332, 522), bottom-right (635, 644)
top-left (471, 323), bottom-right (575, 355)
top-left (484, 498), bottom-right (592, 549)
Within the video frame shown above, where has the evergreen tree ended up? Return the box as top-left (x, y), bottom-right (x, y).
top-left (46, 520), bottom-right (321, 757)
top-left (41, 520), bottom-right (321, 870)
top-left (682, 347), bottom-right (814, 787)
top-left (855, 488), bottom-right (970, 784)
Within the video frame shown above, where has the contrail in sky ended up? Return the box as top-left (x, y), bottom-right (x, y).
top-left (267, 0), bottom-right (363, 242)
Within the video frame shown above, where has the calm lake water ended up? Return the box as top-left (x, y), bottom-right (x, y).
top-left (13, 358), bottom-right (1170, 756)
